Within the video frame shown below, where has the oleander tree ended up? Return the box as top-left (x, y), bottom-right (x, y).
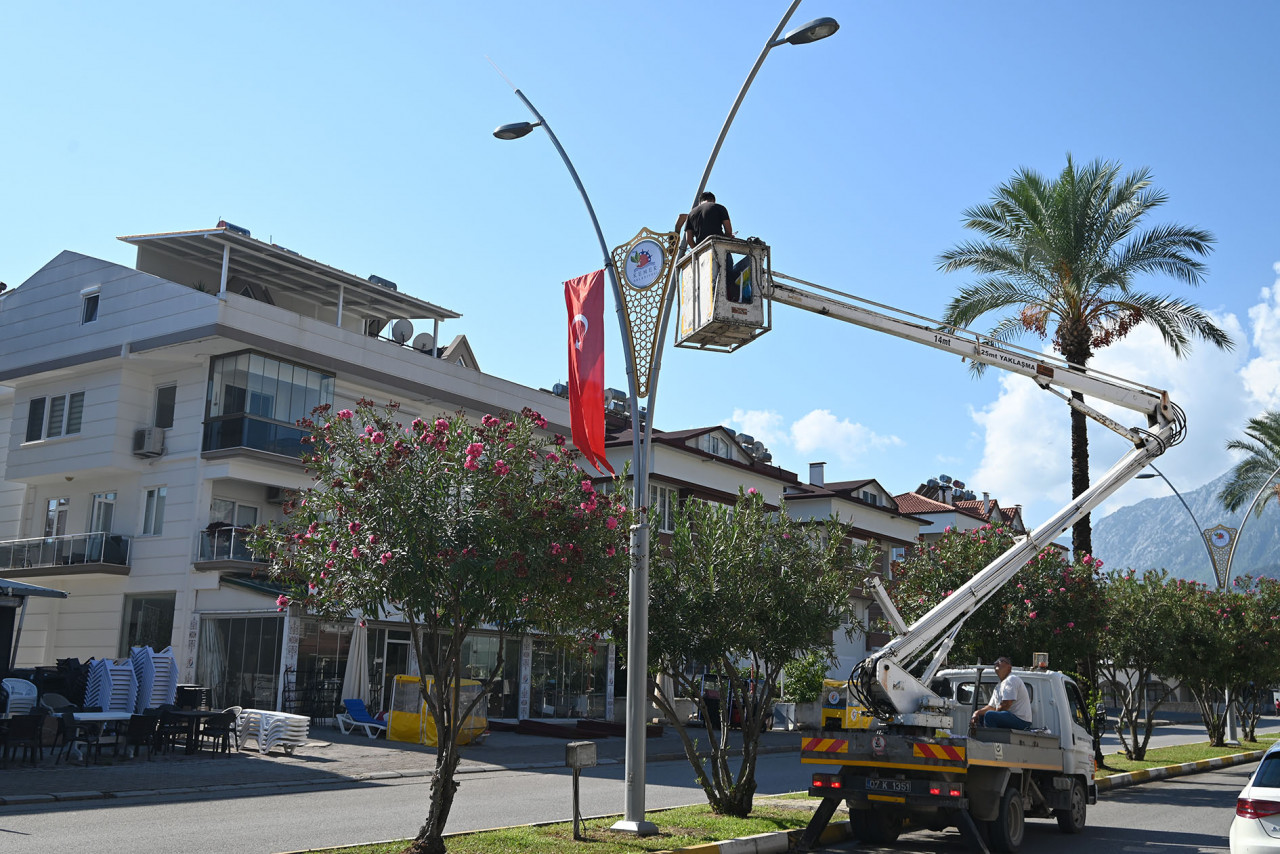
top-left (1094, 570), bottom-right (1190, 760)
top-left (643, 488), bottom-right (874, 818)
top-left (250, 400), bottom-right (630, 854)
top-left (889, 525), bottom-right (1105, 673)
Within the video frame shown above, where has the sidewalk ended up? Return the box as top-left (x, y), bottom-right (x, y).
top-left (0, 722), bottom-right (799, 807)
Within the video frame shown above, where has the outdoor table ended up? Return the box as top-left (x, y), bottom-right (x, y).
top-left (71, 711), bottom-right (132, 724)
top-left (166, 709), bottom-right (218, 755)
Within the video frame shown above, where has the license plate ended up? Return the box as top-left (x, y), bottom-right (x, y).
top-left (866, 779), bottom-right (910, 793)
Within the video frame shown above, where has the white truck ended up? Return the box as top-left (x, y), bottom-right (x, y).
top-left (675, 237), bottom-right (1186, 852)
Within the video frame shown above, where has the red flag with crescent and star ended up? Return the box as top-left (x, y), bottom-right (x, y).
top-left (564, 269), bottom-right (614, 474)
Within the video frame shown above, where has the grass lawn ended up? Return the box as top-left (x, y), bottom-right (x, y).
top-left (1096, 734), bottom-right (1277, 777)
top-left (295, 802), bottom-right (819, 854)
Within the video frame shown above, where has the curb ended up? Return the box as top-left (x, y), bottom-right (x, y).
top-left (661, 821), bottom-right (852, 854)
top-left (1095, 748), bottom-right (1263, 791)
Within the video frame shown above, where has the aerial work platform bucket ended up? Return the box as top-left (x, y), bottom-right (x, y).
top-left (675, 236), bottom-right (771, 352)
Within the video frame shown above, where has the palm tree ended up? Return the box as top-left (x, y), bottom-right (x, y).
top-left (1219, 410), bottom-right (1280, 515)
top-left (938, 155), bottom-right (1233, 558)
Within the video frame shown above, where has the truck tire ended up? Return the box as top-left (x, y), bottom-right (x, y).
top-left (848, 806), bottom-right (901, 844)
top-left (988, 787), bottom-right (1025, 852)
top-left (1054, 778), bottom-right (1087, 833)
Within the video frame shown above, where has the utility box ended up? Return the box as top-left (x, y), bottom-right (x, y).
top-left (565, 740), bottom-right (597, 769)
top-left (675, 236), bottom-right (771, 352)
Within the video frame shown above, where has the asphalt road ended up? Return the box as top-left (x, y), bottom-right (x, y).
top-left (810, 762), bottom-right (1251, 853)
top-left (0, 750), bottom-right (811, 854)
top-left (0, 718), bottom-right (1266, 854)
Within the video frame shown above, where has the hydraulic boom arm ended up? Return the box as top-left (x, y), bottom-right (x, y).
top-left (764, 272), bottom-right (1186, 722)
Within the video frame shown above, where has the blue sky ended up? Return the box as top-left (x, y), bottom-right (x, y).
top-left (2, 1), bottom-right (1278, 541)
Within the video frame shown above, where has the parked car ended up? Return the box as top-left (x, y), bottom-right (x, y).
top-left (1230, 740), bottom-right (1280, 852)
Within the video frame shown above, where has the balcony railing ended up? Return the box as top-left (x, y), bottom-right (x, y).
top-left (196, 527), bottom-right (265, 564)
top-left (203, 416), bottom-right (309, 459)
top-left (0, 532), bottom-right (131, 571)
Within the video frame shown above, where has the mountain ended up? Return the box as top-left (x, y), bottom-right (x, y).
top-left (1091, 471), bottom-right (1280, 586)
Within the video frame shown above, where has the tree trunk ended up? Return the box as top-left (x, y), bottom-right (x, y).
top-left (1070, 394), bottom-right (1092, 559)
top-left (406, 743), bottom-right (461, 854)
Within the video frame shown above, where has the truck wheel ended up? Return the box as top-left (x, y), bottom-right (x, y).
top-left (1054, 778), bottom-right (1087, 833)
top-left (988, 787), bottom-right (1025, 852)
top-left (848, 807), bottom-right (901, 844)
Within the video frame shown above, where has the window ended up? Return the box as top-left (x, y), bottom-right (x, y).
top-left (649, 484), bottom-right (677, 534)
top-left (705, 435), bottom-right (731, 459)
top-left (154, 385), bottom-right (177, 429)
top-left (142, 487), bottom-right (167, 536)
top-left (81, 292), bottom-right (100, 324)
top-left (90, 493), bottom-right (117, 533)
top-left (211, 498), bottom-right (258, 529)
top-left (119, 592), bottom-right (176, 658)
top-left (861, 490), bottom-right (880, 506)
top-left (207, 351), bottom-right (334, 423)
top-left (45, 498), bottom-right (69, 538)
top-left (25, 392), bottom-right (85, 442)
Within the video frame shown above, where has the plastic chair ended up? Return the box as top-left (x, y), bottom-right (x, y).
top-left (335, 698), bottom-right (386, 739)
top-left (38, 692), bottom-right (75, 713)
top-left (199, 711), bottom-right (237, 754)
top-left (120, 714), bottom-right (158, 760)
top-left (1, 712), bottom-right (46, 767)
top-left (57, 710), bottom-right (109, 765)
top-left (153, 707), bottom-right (186, 754)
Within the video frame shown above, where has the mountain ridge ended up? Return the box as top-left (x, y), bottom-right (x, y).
top-left (1091, 470), bottom-right (1280, 586)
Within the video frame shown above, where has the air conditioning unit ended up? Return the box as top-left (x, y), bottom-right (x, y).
top-left (266, 486), bottom-right (290, 505)
top-left (132, 427), bottom-right (166, 458)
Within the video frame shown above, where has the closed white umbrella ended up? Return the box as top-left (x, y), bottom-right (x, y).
top-left (341, 621), bottom-right (370, 704)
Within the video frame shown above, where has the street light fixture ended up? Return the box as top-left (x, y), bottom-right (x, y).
top-left (492, 121), bottom-right (541, 140)
top-left (777, 16), bottom-right (840, 46)
top-left (494, 1), bottom-right (839, 836)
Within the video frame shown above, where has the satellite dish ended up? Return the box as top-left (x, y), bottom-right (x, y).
top-left (413, 332), bottom-right (435, 353)
top-left (391, 319), bottom-right (413, 344)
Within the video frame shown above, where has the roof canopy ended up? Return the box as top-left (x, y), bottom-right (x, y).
top-left (0, 578), bottom-right (68, 599)
top-left (119, 226), bottom-right (460, 324)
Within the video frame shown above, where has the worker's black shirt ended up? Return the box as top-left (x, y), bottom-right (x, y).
top-left (686, 201), bottom-right (730, 245)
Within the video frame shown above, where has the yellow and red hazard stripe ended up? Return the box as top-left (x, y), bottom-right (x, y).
top-left (801, 737), bottom-right (848, 754)
top-left (912, 743), bottom-right (965, 761)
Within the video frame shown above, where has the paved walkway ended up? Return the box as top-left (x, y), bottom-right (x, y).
top-left (0, 722), bottom-right (798, 806)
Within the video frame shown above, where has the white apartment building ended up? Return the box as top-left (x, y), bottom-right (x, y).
top-left (0, 222), bottom-right (579, 719)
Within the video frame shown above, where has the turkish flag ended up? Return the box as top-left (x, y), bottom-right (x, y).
top-left (564, 269), bottom-right (614, 474)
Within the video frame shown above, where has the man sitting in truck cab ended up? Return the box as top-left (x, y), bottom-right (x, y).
top-left (971, 656), bottom-right (1033, 731)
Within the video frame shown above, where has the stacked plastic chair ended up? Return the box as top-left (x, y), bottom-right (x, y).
top-left (130, 646), bottom-right (178, 712)
top-left (237, 709), bottom-right (309, 754)
top-left (0, 678), bottom-right (38, 717)
top-left (84, 659), bottom-right (138, 713)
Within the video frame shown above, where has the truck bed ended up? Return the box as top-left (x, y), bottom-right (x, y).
top-left (801, 726), bottom-right (1066, 775)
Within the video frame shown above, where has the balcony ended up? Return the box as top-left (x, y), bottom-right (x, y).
top-left (194, 526), bottom-right (266, 571)
top-left (0, 532), bottom-right (131, 578)
top-left (202, 416), bottom-right (309, 462)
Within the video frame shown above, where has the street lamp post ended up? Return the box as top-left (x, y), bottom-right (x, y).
top-left (494, 3), bottom-right (839, 834)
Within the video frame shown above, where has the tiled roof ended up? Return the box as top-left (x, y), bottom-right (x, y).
top-left (894, 492), bottom-right (989, 521)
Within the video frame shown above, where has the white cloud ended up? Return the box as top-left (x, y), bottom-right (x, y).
top-left (967, 298), bottom-right (1255, 527)
top-left (790, 409), bottom-right (902, 465)
top-left (1240, 266), bottom-right (1280, 409)
top-left (729, 408), bottom-right (788, 449)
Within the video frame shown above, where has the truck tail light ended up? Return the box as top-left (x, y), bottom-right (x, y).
top-left (929, 785), bottom-right (963, 797)
top-left (812, 773), bottom-right (843, 790)
top-left (1238, 797), bottom-right (1280, 819)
